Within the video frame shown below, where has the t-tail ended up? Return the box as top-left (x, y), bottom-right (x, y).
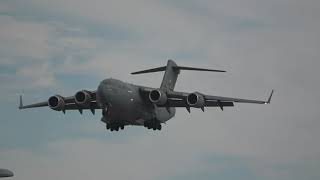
top-left (131, 59), bottom-right (226, 91)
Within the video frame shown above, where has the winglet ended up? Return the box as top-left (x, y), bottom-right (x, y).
top-left (266, 90), bottom-right (274, 104)
top-left (19, 95), bottom-right (23, 109)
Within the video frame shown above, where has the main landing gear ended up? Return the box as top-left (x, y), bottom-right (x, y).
top-left (106, 122), bottom-right (125, 131)
top-left (144, 119), bottom-right (162, 131)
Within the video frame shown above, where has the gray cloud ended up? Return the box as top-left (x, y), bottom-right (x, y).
top-left (0, 16), bottom-right (53, 61)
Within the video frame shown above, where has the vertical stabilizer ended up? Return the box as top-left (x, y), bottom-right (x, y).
top-left (160, 60), bottom-right (180, 91)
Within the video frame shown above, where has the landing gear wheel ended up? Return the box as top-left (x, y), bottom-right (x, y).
top-left (144, 119), bottom-right (162, 131)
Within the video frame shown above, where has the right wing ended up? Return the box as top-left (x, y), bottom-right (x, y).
top-left (19, 90), bottom-right (101, 114)
top-left (140, 87), bottom-right (273, 112)
top-left (168, 90), bottom-right (273, 104)
top-left (139, 87), bottom-right (235, 112)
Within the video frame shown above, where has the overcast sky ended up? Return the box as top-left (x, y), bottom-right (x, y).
top-left (0, 0), bottom-right (319, 180)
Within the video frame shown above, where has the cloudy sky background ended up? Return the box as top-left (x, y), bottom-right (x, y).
top-left (0, 0), bottom-right (319, 179)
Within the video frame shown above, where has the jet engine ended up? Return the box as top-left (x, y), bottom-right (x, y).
top-left (48, 95), bottom-right (65, 111)
top-left (75, 90), bottom-right (92, 107)
top-left (187, 92), bottom-right (205, 108)
top-left (149, 89), bottom-right (167, 105)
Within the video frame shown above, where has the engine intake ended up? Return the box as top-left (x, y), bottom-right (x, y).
top-left (149, 89), bottom-right (167, 105)
top-left (187, 92), bottom-right (205, 108)
top-left (75, 90), bottom-right (92, 107)
top-left (48, 95), bottom-right (65, 111)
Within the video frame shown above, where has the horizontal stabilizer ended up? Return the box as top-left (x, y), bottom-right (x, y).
top-left (131, 65), bottom-right (225, 75)
top-left (173, 66), bottom-right (226, 73)
top-left (131, 66), bottom-right (166, 75)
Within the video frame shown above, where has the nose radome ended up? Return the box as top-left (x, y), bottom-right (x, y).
top-left (97, 82), bottom-right (106, 101)
top-left (97, 81), bottom-right (113, 105)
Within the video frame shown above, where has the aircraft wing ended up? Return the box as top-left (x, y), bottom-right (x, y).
top-left (140, 87), bottom-right (273, 112)
top-left (19, 90), bottom-right (101, 114)
top-left (0, 169), bottom-right (13, 178)
top-left (168, 90), bottom-right (273, 104)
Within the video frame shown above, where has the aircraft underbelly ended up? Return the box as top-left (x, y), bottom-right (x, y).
top-left (155, 107), bottom-right (176, 123)
top-left (107, 92), bottom-right (175, 124)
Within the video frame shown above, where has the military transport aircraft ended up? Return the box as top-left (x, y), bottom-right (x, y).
top-left (0, 169), bottom-right (13, 178)
top-left (19, 60), bottom-right (273, 131)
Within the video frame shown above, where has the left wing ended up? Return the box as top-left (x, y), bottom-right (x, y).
top-left (19, 90), bottom-right (101, 114)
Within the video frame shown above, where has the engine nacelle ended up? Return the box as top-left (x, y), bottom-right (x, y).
top-left (75, 90), bottom-right (92, 107)
top-left (48, 95), bottom-right (65, 111)
top-left (187, 92), bottom-right (205, 108)
top-left (149, 89), bottom-right (167, 105)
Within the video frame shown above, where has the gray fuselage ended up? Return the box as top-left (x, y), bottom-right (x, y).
top-left (96, 78), bottom-right (175, 126)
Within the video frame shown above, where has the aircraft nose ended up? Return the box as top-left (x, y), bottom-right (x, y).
top-left (97, 82), bottom-right (112, 105)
